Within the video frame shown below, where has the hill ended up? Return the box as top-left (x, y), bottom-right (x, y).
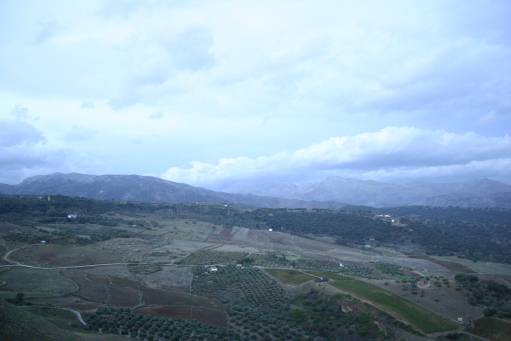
top-left (0, 300), bottom-right (79, 341)
top-left (0, 173), bottom-right (340, 209)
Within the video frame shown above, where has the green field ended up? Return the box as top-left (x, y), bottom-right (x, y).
top-left (312, 271), bottom-right (457, 334)
top-left (265, 269), bottom-right (314, 285)
top-left (0, 268), bottom-right (78, 297)
top-left (469, 317), bottom-right (511, 341)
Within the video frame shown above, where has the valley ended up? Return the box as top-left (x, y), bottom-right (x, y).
top-left (1, 196), bottom-right (510, 340)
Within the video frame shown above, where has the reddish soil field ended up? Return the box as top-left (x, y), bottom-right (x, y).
top-left (109, 285), bottom-right (140, 307)
top-left (12, 244), bottom-right (123, 266)
top-left (143, 287), bottom-right (217, 308)
top-left (65, 272), bottom-right (109, 303)
top-left (64, 272), bottom-right (142, 306)
top-left (207, 228), bottom-right (235, 243)
top-left (268, 232), bottom-right (288, 244)
top-left (247, 230), bottom-right (265, 242)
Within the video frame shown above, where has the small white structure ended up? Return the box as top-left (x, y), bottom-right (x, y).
top-left (456, 317), bottom-right (464, 324)
top-left (364, 244), bottom-right (371, 248)
top-left (224, 204), bottom-right (229, 208)
top-left (40, 240), bottom-right (47, 244)
top-left (208, 266), bottom-right (218, 273)
top-left (67, 214), bottom-right (78, 219)
top-left (339, 263), bottom-right (344, 268)
top-left (268, 228), bottom-right (273, 232)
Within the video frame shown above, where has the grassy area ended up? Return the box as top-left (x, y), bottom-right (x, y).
top-left (312, 271), bottom-right (457, 334)
top-left (27, 306), bottom-right (85, 332)
top-left (265, 269), bottom-right (314, 285)
top-left (0, 268), bottom-right (78, 297)
top-left (469, 317), bottom-right (511, 341)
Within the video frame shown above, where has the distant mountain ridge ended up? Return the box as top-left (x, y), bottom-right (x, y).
top-left (0, 173), bottom-right (341, 209)
top-left (1, 173), bottom-right (510, 208)
top-left (219, 176), bottom-right (511, 208)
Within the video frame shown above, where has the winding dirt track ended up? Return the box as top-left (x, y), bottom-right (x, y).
top-left (1, 244), bottom-right (172, 270)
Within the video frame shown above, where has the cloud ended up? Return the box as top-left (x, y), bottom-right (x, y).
top-left (10, 104), bottom-right (29, 118)
top-left (80, 101), bottom-right (95, 109)
top-left (0, 120), bottom-right (44, 147)
top-left (169, 27), bottom-right (215, 71)
top-left (361, 158), bottom-right (511, 182)
top-left (2, 1), bottom-right (511, 182)
top-left (162, 127), bottom-right (511, 186)
top-left (0, 120), bottom-right (65, 184)
top-left (33, 20), bottom-right (59, 44)
top-left (149, 112), bottom-right (164, 120)
top-left (63, 125), bottom-right (96, 142)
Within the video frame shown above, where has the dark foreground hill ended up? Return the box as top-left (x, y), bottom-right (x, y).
top-left (0, 301), bottom-right (78, 341)
top-left (0, 173), bottom-right (340, 209)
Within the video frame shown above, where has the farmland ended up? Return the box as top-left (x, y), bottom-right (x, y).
top-left (265, 268), bottom-right (314, 285)
top-left (312, 271), bottom-right (457, 333)
top-left (0, 196), bottom-right (510, 340)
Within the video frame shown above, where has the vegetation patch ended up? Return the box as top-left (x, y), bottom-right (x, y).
top-left (455, 274), bottom-right (511, 318)
top-left (265, 268), bottom-right (314, 285)
top-left (290, 290), bottom-right (393, 339)
top-left (127, 263), bottom-right (161, 275)
top-left (136, 305), bottom-right (227, 327)
top-left (422, 257), bottom-right (475, 273)
top-left (178, 250), bottom-right (248, 265)
top-left (26, 306), bottom-right (84, 332)
top-left (85, 307), bottom-right (229, 340)
top-left (313, 271), bottom-right (457, 334)
top-left (0, 268), bottom-right (77, 297)
top-left (469, 317), bottom-right (511, 341)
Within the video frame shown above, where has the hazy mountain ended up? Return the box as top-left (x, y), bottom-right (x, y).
top-left (221, 176), bottom-right (511, 208)
top-left (0, 173), bottom-right (341, 209)
top-left (0, 183), bottom-right (14, 194)
top-left (2, 173), bottom-right (509, 208)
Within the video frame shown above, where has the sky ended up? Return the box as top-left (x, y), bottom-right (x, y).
top-left (1, 0), bottom-right (510, 186)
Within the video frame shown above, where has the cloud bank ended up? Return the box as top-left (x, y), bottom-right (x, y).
top-left (1, 1), bottom-right (510, 182)
top-left (0, 120), bottom-right (65, 183)
top-left (162, 127), bottom-right (511, 186)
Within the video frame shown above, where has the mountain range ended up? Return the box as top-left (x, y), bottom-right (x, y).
top-left (0, 173), bottom-right (340, 209)
top-left (1, 173), bottom-right (510, 208)
top-left (219, 176), bottom-right (511, 208)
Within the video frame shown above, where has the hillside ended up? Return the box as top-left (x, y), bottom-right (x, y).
top-left (0, 301), bottom-right (79, 341)
top-left (0, 173), bottom-right (340, 209)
